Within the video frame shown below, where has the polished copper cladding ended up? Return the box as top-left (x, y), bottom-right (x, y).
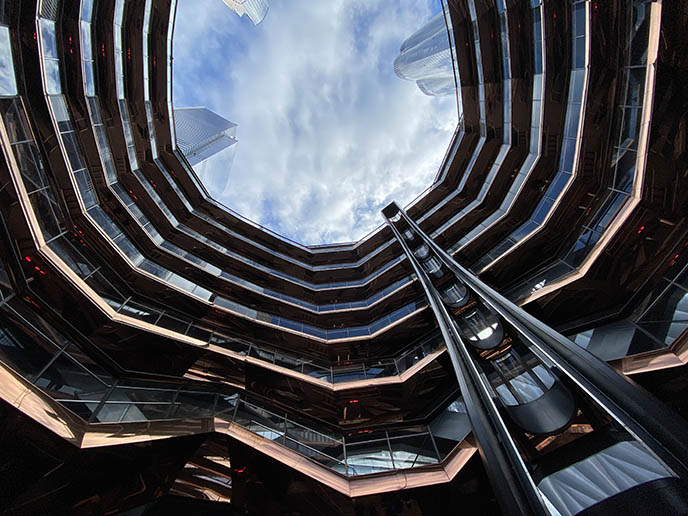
top-left (0, 0), bottom-right (687, 514)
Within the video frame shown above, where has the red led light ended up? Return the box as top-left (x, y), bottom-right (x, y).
top-left (348, 399), bottom-right (359, 404)
top-left (637, 226), bottom-right (645, 234)
top-left (25, 297), bottom-right (40, 309)
top-left (24, 256), bottom-right (32, 262)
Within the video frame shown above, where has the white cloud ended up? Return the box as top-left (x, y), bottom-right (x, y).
top-left (174, 0), bottom-right (457, 244)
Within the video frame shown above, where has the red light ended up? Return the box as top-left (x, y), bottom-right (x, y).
top-left (233, 467), bottom-right (246, 473)
top-left (593, 3), bottom-right (599, 11)
top-left (24, 256), bottom-right (32, 262)
top-left (25, 297), bottom-right (41, 309)
top-left (553, 12), bottom-right (557, 20)
top-left (101, 43), bottom-right (106, 57)
top-left (33, 32), bottom-right (37, 40)
top-left (637, 226), bottom-right (645, 234)
top-left (348, 399), bottom-right (359, 404)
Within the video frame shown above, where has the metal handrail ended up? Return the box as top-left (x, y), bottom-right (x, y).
top-left (397, 202), bottom-right (688, 480)
top-left (383, 206), bottom-right (548, 516)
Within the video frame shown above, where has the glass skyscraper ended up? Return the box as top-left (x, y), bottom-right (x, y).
top-left (222, 0), bottom-right (269, 25)
top-left (394, 9), bottom-right (457, 96)
top-left (0, 0), bottom-right (687, 515)
top-left (173, 106), bottom-right (237, 195)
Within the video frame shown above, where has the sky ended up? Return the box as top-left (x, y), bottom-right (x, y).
top-left (173, 0), bottom-right (458, 245)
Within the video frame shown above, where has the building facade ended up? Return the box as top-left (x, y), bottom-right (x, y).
top-left (222, 0), bottom-right (269, 25)
top-left (173, 107), bottom-right (237, 167)
top-left (173, 106), bottom-right (237, 195)
top-left (0, 0), bottom-right (687, 515)
top-left (394, 8), bottom-right (457, 96)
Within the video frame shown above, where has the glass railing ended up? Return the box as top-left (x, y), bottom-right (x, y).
top-left (231, 396), bottom-right (469, 476)
top-left (237, 331), bottom-right (445, 383)
top-left (72, 0), bottom-right (416, 315)
top-left (504, 0), bottom-right (654, 301)
top-left (447, 0), bottom-right (546, 255)
top-left (167, 0), bottom-right (473, 281)
top-left (429, 0), bottom-right (513, 238)
top-left (1, 218), bottom-right (443, 388)
top-left (27, 6), bottom-right (432, 347)
top-left (147, 0), bottom-right (554, 299)
top-left (7, 245), bottom-right (445, 384)
top-left (471, 0), bottom-right (590, 272)
top-left (0, 93), bottom-right (439, 383)
top-left (0, 90), bottom-right (438, 377)
top-left (78, 0), bottom-right (403, 303)
top-left (567, 243), bottom-right (688, 361)
top-left (387, 204), bottom-right (688, 516)
top-left (1, 90), bottom-right (437, 382)
top-left (165, 0), bottom-right (549, 296)
top-left (0, 296), bottom-right (468, 479)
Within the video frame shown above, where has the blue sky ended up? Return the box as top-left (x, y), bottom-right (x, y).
top-left (173, 0), bottom-right (457, 244)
